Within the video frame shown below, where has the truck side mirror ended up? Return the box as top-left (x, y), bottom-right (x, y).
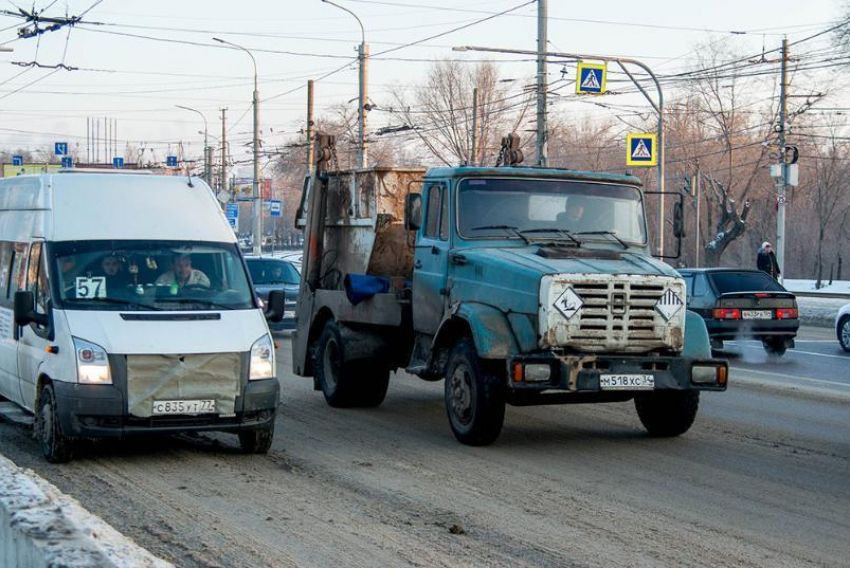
top-left (673, 202), bottom-right (686, 239)
top-left (14, 290), bottom-right (47, 328)
top-left (265, 290), bottom-right (285, 323)
top-left (405, 193), bottom-right (422, 231)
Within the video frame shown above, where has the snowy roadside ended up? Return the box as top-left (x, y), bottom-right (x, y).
top-left (0, 453), bottom-right (171, 568)
top-left (796, 296), bottom-right (846, 328)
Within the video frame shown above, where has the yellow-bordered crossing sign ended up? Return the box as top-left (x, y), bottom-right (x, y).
top-left (626, 133), bottom-right (657, 167)
top-left (576, 62), bottom-right (607, 95)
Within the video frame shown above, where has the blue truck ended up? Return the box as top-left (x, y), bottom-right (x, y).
top-left (293, 137), bottom-right (727, 445)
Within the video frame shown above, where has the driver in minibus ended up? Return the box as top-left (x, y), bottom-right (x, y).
top-left (155, 253), bottom-right (210, 289)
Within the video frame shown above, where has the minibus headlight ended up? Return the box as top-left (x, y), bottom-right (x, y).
top-left (249, 335), bottom-right (275, 380)
top-left (73, 337), bottom-right (111, 385)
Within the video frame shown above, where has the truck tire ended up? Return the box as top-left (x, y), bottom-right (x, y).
top-left (315, 321), bottom-right (390, 408)
top-left (37, 384), bottom-right (74, 463)
top-left (635, 390), bottom-right (700, 438)
top-left (444, 338), bottom-right (506, 446)
top-left (238, 425), bottom-right (274, 454)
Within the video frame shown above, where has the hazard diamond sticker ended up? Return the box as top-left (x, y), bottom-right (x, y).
top-left (554, 288), bottom-right (584, 320)
top-left (655, 288), bottom-right (684, 321)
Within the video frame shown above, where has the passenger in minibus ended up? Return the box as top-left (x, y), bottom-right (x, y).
top-left (155, 253), bottom-right (210, 289)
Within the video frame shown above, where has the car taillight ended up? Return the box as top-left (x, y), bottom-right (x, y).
top-left (776, 308), bottom-right (798, 319)
top-left (713, 308), bottom-right (741, 320)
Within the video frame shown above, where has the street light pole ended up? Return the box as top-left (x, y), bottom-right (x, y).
top-left (322, 0), bottom-right (368, 168)
top-left (454, 45), bottom-right (666, 254)
top-left (214, 37), bottom-right (262, 256)
top-left (175, 105), bottom-right (211, 185)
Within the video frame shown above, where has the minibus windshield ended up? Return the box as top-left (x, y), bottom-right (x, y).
top-left (50, 240), bottom-right (254, 311)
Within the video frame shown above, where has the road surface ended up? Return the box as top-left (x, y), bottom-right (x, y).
top-left (0, 325), bottom-right (848, 567)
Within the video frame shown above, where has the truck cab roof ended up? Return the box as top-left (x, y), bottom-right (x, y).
top-left (424, 166), bottom-right (642, 187)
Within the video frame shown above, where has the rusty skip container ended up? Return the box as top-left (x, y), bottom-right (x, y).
top-left (312, 167), bottom-right (426, 282)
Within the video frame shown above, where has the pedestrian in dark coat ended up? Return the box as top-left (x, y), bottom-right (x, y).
top-left (757, 241), bottom-right (781, 279)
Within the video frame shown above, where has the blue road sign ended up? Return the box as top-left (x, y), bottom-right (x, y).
top-left (626, 133), bottom-right (657, 167)
top-left (112, 156), bottom-right (125, 168)
top-left (269, 199), bottom-right (282, 217)
top-left (55, 142), bottom-right (68, 156)
top-left (166, 155), bottom-right (178, 167)
top-left (61, 157), bottom-right (73, 168)
top-left (11, 156), bottom-right (23, 166)
top-left (576, 62), bottom-right (606, 95)
top-left (225, 202), bottom-right (239, 229)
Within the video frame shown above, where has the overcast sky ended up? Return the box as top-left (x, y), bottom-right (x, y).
top-left (0, 0), bottom-right (845, 167)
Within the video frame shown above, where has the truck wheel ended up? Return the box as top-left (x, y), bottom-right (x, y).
top-left (37, 384), bottom-right (74, 463)
top-left (315, 321), bottom-right (390, 408)
top-left (348, 360), bottom-right (390, 407)
top-left (238, 425), bottom-right (274, 454)
top-left (762, 338), bottom-right (787, 357)
top-left (635, 391), bottom-right (700, 438)
top-left (838, 316), bottom-right (850, 353)
top-left (444, 338), bottom-right (506, 446)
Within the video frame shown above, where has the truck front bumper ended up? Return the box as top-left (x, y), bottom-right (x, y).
top-left (53, 378), bottom-right (280, 438)
top-left (506, 353), bottom-right (727, 404)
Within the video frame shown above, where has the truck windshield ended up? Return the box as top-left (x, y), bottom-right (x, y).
top-left (50, 240), bottom-right (254, 311)
top-left (457, 178), bottom-right (647, 244)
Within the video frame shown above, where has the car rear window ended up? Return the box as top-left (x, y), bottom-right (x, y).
top-left (708, 272), bottom-right (785, 293)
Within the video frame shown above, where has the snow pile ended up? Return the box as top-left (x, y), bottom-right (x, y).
top-left (785, 279), bottom-right (850, 295)
top-left (0, 454), bottom-right (172, 568)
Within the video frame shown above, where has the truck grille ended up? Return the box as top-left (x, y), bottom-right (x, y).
top-left (541, 274), bottom-right (685, 353)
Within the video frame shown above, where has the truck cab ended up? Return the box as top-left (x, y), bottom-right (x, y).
top-left (293, 151), bottom-right (727, 446)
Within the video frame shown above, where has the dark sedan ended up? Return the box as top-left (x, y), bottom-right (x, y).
top-left (245, 256), bottom-right (300, 330)
top-left (677, 268), bottom-right (799, 356)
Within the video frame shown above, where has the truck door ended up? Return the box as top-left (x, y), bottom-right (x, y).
top-left (17, 241), bottom-right (51, 411)
top-left (412, 182), bottom-right (450, 335)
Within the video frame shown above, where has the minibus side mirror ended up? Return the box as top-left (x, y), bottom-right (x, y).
top-left (405, 193), bottom-right (421, 232)
top-left (14, 290), bottom-right (47, 328)
top-left (265, 290), bottom-right (285, 323)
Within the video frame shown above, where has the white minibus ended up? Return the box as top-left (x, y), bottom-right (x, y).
top-left (0, 173), bottom-right (284, 462)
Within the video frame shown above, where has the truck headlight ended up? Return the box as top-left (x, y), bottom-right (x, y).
top-left (73, 337), bottom-right (111, 385)
top-left (691, 362), bottom-right (728, 386)
top-left (249, 335), bottom-right (275, 380)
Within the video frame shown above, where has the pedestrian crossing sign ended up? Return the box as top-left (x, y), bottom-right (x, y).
top-left (576, 62), bottom-right (607, 95)
top-left (626, 133), bottom-right (657, 166)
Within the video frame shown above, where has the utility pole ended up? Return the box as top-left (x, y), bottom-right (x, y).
top-left (694, 164), bottom-right (701, 268)
top-left (322, 0), bottom-right (368, 168)
top-left (471, 87), bottom-right (479, 166)
top-left (775, 37), bottom-right (789, 284)
top-left (306, 80), bottom-right (315, 172)
top-left (220, 108), bottom-right (228, 195)
top-left (536, 0), bottom-right (548, 166)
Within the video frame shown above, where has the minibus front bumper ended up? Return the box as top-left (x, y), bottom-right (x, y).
top-left (52, 378), bottom-right (280, 438)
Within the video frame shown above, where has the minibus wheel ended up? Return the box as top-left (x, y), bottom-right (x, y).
top-left (37, 384), bottom-right (73, 463)
top-left (239, 425), bottom-right (274, 454)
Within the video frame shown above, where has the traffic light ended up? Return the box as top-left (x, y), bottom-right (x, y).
top-left (315, 133), bottom-right (335, 171)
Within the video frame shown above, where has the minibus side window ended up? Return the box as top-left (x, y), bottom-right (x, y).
top-left (9, 243), bottom-right (28, 300)
top-left (0, 242), bottom-right (14, 305)
top-left (27, 243), bottom-right (49, 315)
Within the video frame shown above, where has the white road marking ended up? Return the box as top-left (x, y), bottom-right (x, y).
top-left (726, 342), bottom-right (848, 360)
top-left (732, 366), bottom-right (850, 388)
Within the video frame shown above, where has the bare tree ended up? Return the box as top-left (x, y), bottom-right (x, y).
top-left (390, 59), bottom-right (531, 166)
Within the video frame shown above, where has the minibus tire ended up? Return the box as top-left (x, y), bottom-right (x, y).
top-left (38, 384), bottom-right (73, 463)
top-left (238, 426), bottom-right (274, 454)
top-left (634, 390), bottom-right (700, 437)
